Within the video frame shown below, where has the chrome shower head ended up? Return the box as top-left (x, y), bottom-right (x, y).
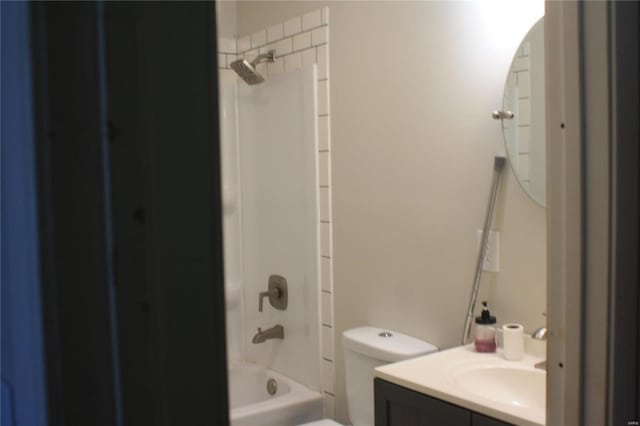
top-left (230, 50), bottom-right (276, 85)
top-left (230, 59), bottom-right (264, 85)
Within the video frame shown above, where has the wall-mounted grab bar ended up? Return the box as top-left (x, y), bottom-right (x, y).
top-left (462, 155), bottom-right (506, 345)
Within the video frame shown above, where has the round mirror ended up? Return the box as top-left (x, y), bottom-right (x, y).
top-left (501, 18), bottom-right (546, 207)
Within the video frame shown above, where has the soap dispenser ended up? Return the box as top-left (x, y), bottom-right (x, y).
top-left (474, 301), bottom-right (497, 353)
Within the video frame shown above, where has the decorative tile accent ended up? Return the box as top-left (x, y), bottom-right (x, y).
top-left (517, 70), bottom-right (530, 98)
top-left (321, 257), bottom-right (333, 293)
top-left (517, 127), bottom-right (530, 153)
top-left (217, 54), bottom-right (227, 69)
top-left (322, 359), bottom-right (335, 394)
top-left (284, 52), bottom-right (302, 72)
top-left (237, 35), bottom-right (251, 53)
top-left (323, 393), bottom-right (335, 418)
top-left (318, 115), bottom-right (330, 151)
top-left (322, 292), bottom-right (333, 325)
top-left (302, 48), bottom-right (317, 68)
top-left (312, 26), bottom-right (328, 46)
top-left (518, 99), bottom-right (531, 125)
top-left (322, 325), bottom-right (334, 359)
top-left (321, 221), bottom-right (332, 257)
top-left (284, 16), bottom-right (302, 37)
top-left (319, 152), bottom-right (331, 187)
top-left (218, 37), bottom-right (237, 54)
top-left (293, 31), bottom-right (312, 51)
top-left (267, 57), bottom-right (285, 76)
top-left (317, 45), bottom-right (329, 80)
top-left (260, 44), bottom-right (275, 55)
top-left (518, 154), bottom-right (530, 180)
top-left (318, 80), bottom-right (330, 115)
top-left (303, 10), bottom-right (322, 31)
top-left (251, 29), bottom-right (266, 48)
top-left (321, 7), bottom-right (330, 26)
top-left (267, 24), bottom-right (284, 43)
top-left (506, 46), bottom-right (532, 182)
top-left (320, 187), bottom-right (331, 222)
top-left (246, 48), bottom-right (258, 60)
top-left (275, 37), bottom-right (293, 56)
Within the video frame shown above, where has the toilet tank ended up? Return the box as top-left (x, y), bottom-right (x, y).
top-left (342, 327), bottom-right (438, 426)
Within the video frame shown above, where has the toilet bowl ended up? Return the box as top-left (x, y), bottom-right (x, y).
top-left (298, 326), bottom-right (437, 426)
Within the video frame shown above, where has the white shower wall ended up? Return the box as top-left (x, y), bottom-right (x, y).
top-left (239, 66), bottom-right (320, 390)
top-left (217, 8), bottom-right (332, 406)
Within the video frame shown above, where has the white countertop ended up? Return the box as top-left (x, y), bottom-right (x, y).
top-left (375, 344), bottom-right (545, 426)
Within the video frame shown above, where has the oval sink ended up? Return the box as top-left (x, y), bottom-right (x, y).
top-left (453, 367), bottom-right (545, 410)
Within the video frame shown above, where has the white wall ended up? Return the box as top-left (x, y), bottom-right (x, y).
top-left (216, 0), bottom-right (238, 38)
top-left (237, 2), bottom-right (546, 423)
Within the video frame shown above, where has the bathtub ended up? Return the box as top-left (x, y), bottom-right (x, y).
top-left (229, 363), bottom-right (323, 426)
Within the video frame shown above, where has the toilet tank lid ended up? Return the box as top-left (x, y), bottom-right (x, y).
top-left (342, 326), bottom-right (438, 363)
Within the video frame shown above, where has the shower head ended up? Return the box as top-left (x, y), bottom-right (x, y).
top-left (230, 50), bottom-right (276, 85)
top-left (230, 59), bottom-right (264, 84)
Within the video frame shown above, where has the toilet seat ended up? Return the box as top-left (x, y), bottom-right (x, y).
top-left (297, 419), bottom-right (343, 426)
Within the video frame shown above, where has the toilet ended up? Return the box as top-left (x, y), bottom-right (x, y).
top-left (299, 326), bottom-right (438, 426)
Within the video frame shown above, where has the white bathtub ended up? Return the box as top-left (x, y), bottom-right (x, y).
top-left (229, 363), bottom-right (323, 426)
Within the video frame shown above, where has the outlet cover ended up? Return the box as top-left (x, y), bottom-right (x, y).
top-left (476, 230), bottom-right (500, 272)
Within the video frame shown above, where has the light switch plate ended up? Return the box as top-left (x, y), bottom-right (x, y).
top-left (476, 230), bottom-right (500, 272)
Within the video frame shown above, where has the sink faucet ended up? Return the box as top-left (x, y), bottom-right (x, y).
top-left (252, 325), bottom-right (284, 344)
top-left (531, 327), bottom-right (547, 370)
top-left (531, 326), bottom-right (547, 340)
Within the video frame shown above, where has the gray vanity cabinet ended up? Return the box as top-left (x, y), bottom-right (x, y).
top-left (375, 379), bottom-right (513, 426)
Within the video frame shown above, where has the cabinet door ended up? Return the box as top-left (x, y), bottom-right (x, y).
top-left (472, 412), bottom-right (514, 426)
top-left (375, 379), bottom-right (471, 426)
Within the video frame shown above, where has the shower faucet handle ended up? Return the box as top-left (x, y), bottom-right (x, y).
top-left (258, 288), bottom-right (279, 312)
top-left (258, 275), bottom-right (288, 312)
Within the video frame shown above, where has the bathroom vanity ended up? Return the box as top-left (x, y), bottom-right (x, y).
top-left (374, 345), bottom-right (545, 426)
top-left (375, 379), bottom-right (512, 426)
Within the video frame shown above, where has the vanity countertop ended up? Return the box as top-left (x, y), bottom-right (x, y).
top-left (375, 344), bottom-right (545, 426)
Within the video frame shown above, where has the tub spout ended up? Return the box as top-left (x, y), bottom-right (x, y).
top-left (252, 325), bottom-right (284, 344)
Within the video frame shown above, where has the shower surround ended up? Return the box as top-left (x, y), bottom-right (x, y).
top-left (218, 7), bottom-right (336, 424)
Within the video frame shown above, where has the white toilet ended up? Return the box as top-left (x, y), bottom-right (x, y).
top-left (299, 326), bottom-right (438, 426)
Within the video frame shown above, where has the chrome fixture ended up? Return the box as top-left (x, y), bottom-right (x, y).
top-left (532, 327), bottom-right (547, 370)
top-left (252, 325), bottom-right (284, 344)
top-left (259, 275), bottom-right (288, 312)
top-left (531, 326), bottom-right (548, 340)
top-left (266, 378), bottom-right (277, 395)
top-left (462, 156), bottom-right (506, 345)
top-left (534, 360), bottom-right (547, 371)
top-left (491, 110), bottom-right (514, 120)
top-left (230, 50), bottom-right (276, 85)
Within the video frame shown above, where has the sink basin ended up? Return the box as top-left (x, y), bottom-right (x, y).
top-left (453, 366), bottom-right (545, 410)
top-left (375, 346), bottom-right (546, 426)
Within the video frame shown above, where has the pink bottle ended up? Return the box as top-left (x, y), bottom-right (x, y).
top-left (474, 301), bottom-right (497, 353)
